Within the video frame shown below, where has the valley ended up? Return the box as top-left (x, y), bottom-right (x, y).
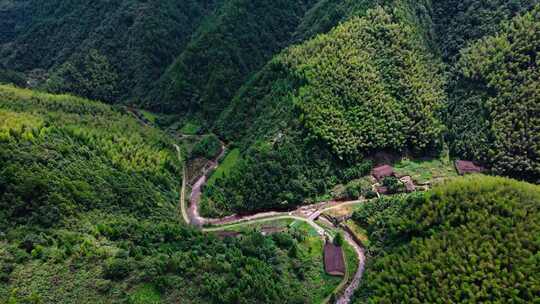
top-left (1, 0), bottom-right (539, 303)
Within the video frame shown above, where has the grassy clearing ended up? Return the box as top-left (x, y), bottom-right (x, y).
top-left (323, 202), bottom-right (365, 220)
top-left (344, 220), bottom-right (370, 247)
top-left (344, 241), bottom-right (359, 283)
top-left (315, 219), bottom-right (337, 237)
top-left (299, 236), bottom-right (342, 303)
top-left (139, 110), bottom-right (158, 124)
top-left (129, 284), bottom-right (162, 304)
top-left (394, 153), bottom-right (457, 184)
top-left (205, 217), bottom-right (319, 236)
top-left (324, 205), bottom-right (355, 218)
top-left (292, 220), bottom-right (321, 237)
top-left (214, 218), bottom-right (295, 232)
top-left (180, 122), bottom-right (202, 135)
top-left (207, 148), bottom-right (241, 187)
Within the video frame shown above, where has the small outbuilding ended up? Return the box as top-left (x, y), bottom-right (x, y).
top-left (372, 165), bottom-right (395, 181)
top-left (324, 242), bottom-right (345, 276)
top-left (455, 160), bottom-right (484, 175)
top-left (400, 176), bottom-right (416, 192)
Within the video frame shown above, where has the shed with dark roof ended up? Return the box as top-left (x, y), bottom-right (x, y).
top-left (455, 160), bottom-right (484, 175)
top-left (372, 165), bottom-right (395, 181)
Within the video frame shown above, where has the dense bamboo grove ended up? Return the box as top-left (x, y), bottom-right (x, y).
top-left (1, 0), bottom-right (539, 302)
top-left (353, 176), bottom-right (540, 303)
top-left (0, 86), bottom-right (333, 303)
top-left (0, 0), bottom-right (222, 103)
top-left (148, 0), bottom-right (319, 118)
top-left (447, 6), bottom-right (540, 182)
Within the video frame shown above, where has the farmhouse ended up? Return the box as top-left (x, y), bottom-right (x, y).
top-left (324, 242), bottom-right (345, 276)
top-left (372, 165), bottom-right (394, 181)
top-left (455, 160), bottom-right (484, 175)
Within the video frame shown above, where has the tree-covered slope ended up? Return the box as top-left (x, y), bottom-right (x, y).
top-left (0, 0), bottom-right (221, 102)
top-left (146, 0), bottom-right (318, 118)
top-left (431, 0), bottom-right (538, 61)
top-left (352, 175), bottom-right (540, 303)
top-left (292, 0), bottom-right (375, 42)
top-left (0, 86), bottom-right (335, 303)
top-left (284, 7), bottom-right (445, 159)
top-left (0, 85), bottom-right (182, 228)
top-left (446, 5), bottom-right (540, 183)
top-left (203, 6), bottom-right (444, 216)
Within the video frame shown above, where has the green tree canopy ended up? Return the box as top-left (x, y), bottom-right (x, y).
top-left (353, 175), bottom-right (540, 303)
top-left (448, 5), bottom-right (540, 182)
top-left (283, 7), bottom-right (445, 159)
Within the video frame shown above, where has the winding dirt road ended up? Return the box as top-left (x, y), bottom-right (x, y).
top-left (133, 108), bottom-right (386, 303)
top-left (131, 106), bottom-right (367, 303)
top-left (179, 146), bottom-right (367, 304)
top-left (336, 231), bottom-right (366, 304)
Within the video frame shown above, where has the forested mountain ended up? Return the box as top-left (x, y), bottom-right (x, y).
top-left (352, 175), bottom-right (540, 303)
top-left (0, 85), bottom-right (333, 303)
top-left (197, 0), bottom-right (540, 217)
top-left (291, 0), bottom-right (374, 42)
top-left (146, 0), bottom-right (318, 118)
top-left (0, 0), bottom-right (222, 102)
top-left (1, 0), bottom-right (540, 303)
top-left (0, 0), bottom-right (346, 118)
top-left (431, 0), bottom-right (537, 61)
top-left (205, 4), bottom-right (444, 216)
top-left (446, 5), bottom-right (540, 182)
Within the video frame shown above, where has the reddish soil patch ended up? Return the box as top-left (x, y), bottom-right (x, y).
top-left (324, 242), bottom-right (345, 276)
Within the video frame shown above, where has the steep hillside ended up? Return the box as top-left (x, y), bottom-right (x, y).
top-left (0, 86), bottom-right (335, 303)
top-left (204, 6), bottom-right (445, 216)
top-left (292, 0), bottom-right (375, 42)
top-left (283, 7), bottom-right (444, 159)
top-left (352, 175), bottom-right (540, 303)
top-left (446, 5), bottom-right (540, 182)
top-left (0, 0), bottom-right (221, 102)
top-left (0, 85), bottom-right (182, 229)
top-left (147, 0), bottom-right (318, 118)
top-left (0, 1), bottom-right (539, 303)
top-left (431, 0), bottom-right (538, 61)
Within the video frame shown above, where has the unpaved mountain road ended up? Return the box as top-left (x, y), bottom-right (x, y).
top-left (131, 106), bottom-right (407, 304)
top-left (336, 231), bottom-right (366, 304)
top-left (179, 145), bottom-right (367, 304)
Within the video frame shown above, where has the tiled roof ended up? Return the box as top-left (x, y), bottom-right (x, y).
top-left (372, 165), bottom-right (394, 180)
